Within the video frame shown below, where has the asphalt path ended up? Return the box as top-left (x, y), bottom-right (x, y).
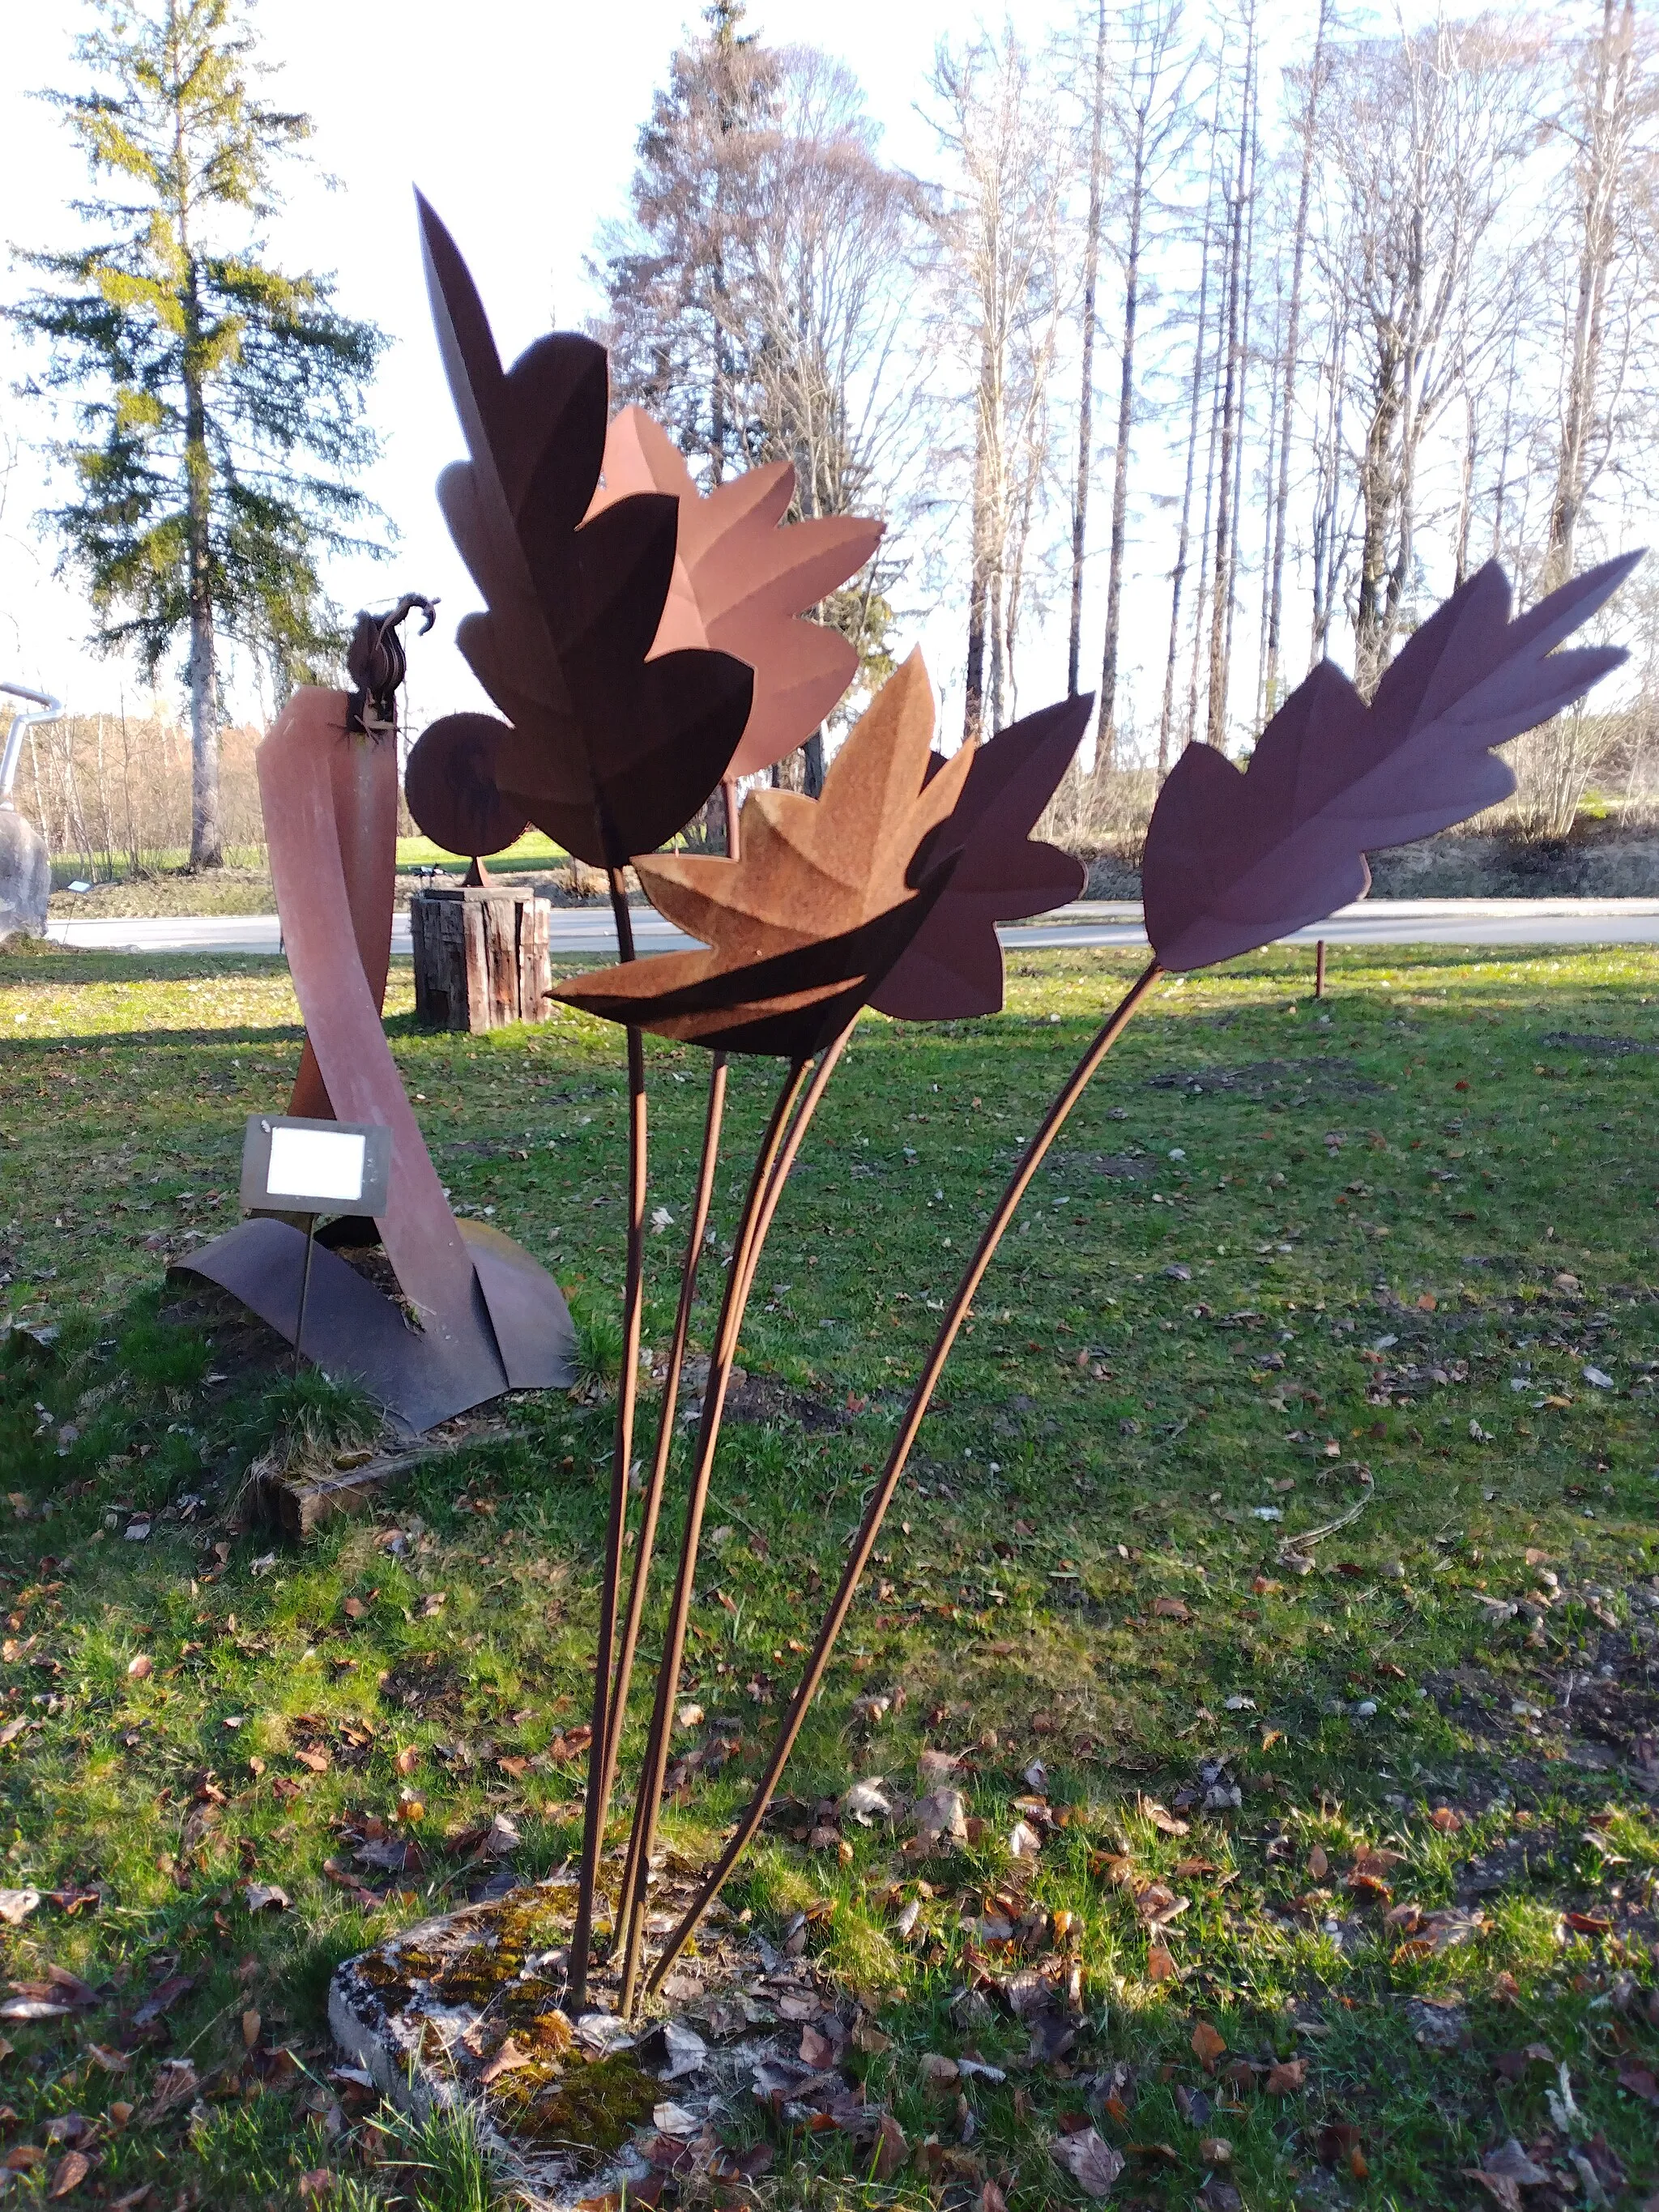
top-left (38, 895), bottom-right (1659, 960)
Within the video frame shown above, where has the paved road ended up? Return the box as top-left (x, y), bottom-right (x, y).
top-left (39, 895), bottom-right (1659, 960)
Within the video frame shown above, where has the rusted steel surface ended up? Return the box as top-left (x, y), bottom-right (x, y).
top-left (555, 653), bottom-right (970, 1055)
top-left (184, 687), bottom-right (574, 1430)
top-left (172, 1217), bottom-right (505, 1435)
top-left (591, 407), bottom-right (881, 781)
top-left (403, 710), bottom-right (529, 860)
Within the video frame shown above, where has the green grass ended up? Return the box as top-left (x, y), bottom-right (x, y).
top-left (393, 829), bottom-right (569, 872)
top-left (0, 940), bottom-right (1656, 2206)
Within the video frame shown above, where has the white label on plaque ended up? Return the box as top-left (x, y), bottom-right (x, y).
top-left (266, 1126), bottom-right (367, 1204)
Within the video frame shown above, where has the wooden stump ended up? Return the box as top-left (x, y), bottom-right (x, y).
top-left (410, 888), bottom-right (552, 1033)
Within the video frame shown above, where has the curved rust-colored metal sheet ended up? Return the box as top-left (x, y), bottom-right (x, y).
top-left (458, 1218), bottom-right (578, 1389)
top-left (186, 688), bottom-right (576, 1427)
top-left (172, 1218), bottom-right (505, 1438)
top-left (591, 407), bottom-right (881, 782)
top-left (287, 701), bottom-right (399, 1119)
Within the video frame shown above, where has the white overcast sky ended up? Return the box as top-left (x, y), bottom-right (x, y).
top-left (0, 0), bottom-right (1084, 743)
top-left (2, 0), bottom-right (1482, 759)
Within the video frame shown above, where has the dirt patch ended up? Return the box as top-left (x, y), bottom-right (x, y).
top-left (1539, 1031), bottom-right (1659, 1055)
top-left (1051, 1151), bottom-right (1156, 1180)
top-left (380, 1649), bottom-right (466, 1724)
top-left (723, 1372), bottom-right (861, 1431)
top-left (1145, 1057), bottom-right (1386, 1102)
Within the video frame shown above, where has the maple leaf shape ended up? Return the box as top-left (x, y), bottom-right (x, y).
top-left (591, 407), bottom-right (883, 779)
top-left (556, 652), bottom-right (970, 1055)
top-left (1144, 555), bottom-right (1639, 972)
top-left (871, 695), bottom-right (1090, 1020)
top-left (412, 195), bottom-right (753, 867)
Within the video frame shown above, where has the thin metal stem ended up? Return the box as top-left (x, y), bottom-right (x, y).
top-left (294, 1213), bottom-right (317, 1377)
top-left (1315, 939), bottom-right (1327, 999)
top-left (616, 1034), bottom-right (846, 2014)
top-left (594, 1055), bottom-right (729, 1838)
top-left (611, 1038), bottom-right (845, 1987)
top-left (567, 869), bottom-right (648, 2008)
top-left (641, 961), bottom-right (1163, 2001)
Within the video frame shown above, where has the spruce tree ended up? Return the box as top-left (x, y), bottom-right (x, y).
top-left (12, 0), bottom-right (387, 867)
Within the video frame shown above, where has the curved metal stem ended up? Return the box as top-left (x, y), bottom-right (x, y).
top-left (640, 961), bottom-right (1163, 2001)
top-left (612, 1052), bottom-right (810, 2010)
top-left (616, 1025), bottom-right (852, 2014)
top-left (594, 1055), bottom-right (729, 1840)
top-left (567, 870), bottom-right (648, 2007)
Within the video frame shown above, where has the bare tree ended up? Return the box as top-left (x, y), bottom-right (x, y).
top-left (1314, 13), bottom-right (1543, 694)
top-left (1097, 0), bottom-right (1189, 769)
top-left (1158, 47), bottom-right (1227, 777)
top-left (734, 49), bottom-right (935, 778)
top-left (1542, 0), bottom-right (1657, 586)
top-left (1263, 0), bottom-right (1331, 717)
top-left (930, 27), bottom-right (1075, 739)
top-left (1067, 0), bottom-right (1111, 701)
top-left (1205, 0), bottom-right (1256, 746)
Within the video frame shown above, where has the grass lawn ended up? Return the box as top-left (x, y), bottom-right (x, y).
top-left (0, 940), bottom-right (1656, 2209)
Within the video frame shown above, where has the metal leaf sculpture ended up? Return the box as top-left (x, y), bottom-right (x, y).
top-left (634, 554), bottom-right (1642, 2007)
top-left (1145, 554), bottom-right (1639, 973)
top-left (402, 709), bottom-right (529, 862)
top-left (871, 693), bottom-right (1091, 1019)
top-left (412, 194), bottom-right (753, 869)
top-left (590, 407), bottom-right (883, 781)
top-left (555, 651), bottom-right (971, 1055)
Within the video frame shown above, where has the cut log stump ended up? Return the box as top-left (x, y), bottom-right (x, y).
top-left (410, 888), bottom-right (552, 1033)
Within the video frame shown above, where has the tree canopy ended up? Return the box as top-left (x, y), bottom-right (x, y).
top-left (12, 0), bottom-right (388, 864)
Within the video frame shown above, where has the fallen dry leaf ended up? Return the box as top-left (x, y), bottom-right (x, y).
top-left (479, 2036), bottom-right (533, 2086)
top-left (48, 2150), bottom-right (90, 2199)
top-left (1265, 2056), bottom-right (1306, 2095)
top-left (1192, 2021), bottom-right (1227, 2069)
top-left (126, 1656), bottom-right (151, 1681)
top-left (1152, 1596), bottom-right (1191, 1623)
top-left (1051, 2126), bottom-right (1126, 2199)
top-left (873, 2112), bottom-right (907, 2182)
top-left (1145, 1945), bottom-right (1178, 1984)
top-left (241, 2009), bottom-right (261, 2049)
top-left (1308, 1843), bottom-right (1329, 1881)
top-left (1617, 2062), bottom-right (1659, 2105)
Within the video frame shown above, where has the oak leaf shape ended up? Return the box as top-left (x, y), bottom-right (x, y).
top-left (1143, 554), bottom-right (1638, 972)
top-left (414, 194), bottom-right (753, 867)
top-left (591, 407), bottom-right (883, 779)
top-left (556, 651), bottom-right (970, 1055)
top-left (871, 693), bottom-right (1090, 1019)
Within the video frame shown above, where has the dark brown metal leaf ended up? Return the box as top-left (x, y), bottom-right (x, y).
top-left (871, 694), bottom-right (1090, 1019)
top-left (403, 713), bottom-right (528, 859)
top-left (1143, 554), bottom-right (1639, 972)
top-left (416, 194), bottom-right (753, 866)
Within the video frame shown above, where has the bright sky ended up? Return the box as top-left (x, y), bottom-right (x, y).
top-left (0, 0), bottom-right (1087, 743)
